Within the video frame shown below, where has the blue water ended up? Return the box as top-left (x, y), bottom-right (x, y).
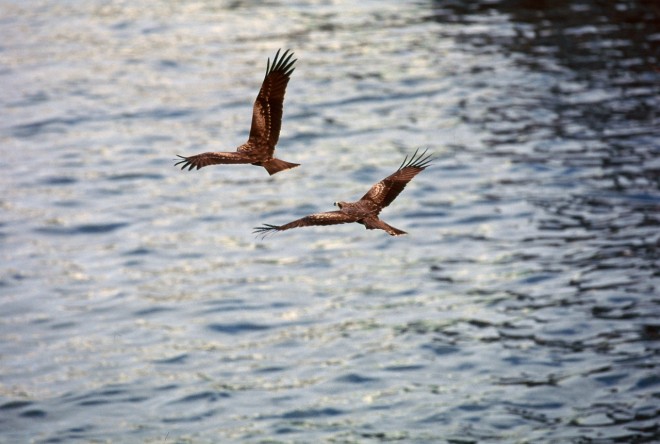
top-left (1, 1), bottom-right (659, 442)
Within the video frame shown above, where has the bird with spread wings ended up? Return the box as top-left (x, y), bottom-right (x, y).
top-left (175, 49), bottom-right (299, 176)
top-left (254, 149), bottom-right (432, 237)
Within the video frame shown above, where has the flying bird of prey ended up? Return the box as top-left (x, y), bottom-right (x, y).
top-left (175, 49), bottom-right (299, 176)
top-left (254, 149), bottom-right (432, 237)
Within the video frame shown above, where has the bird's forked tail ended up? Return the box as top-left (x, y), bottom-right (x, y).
top-left (261, 158), bottom-right (300, 176)
top-left (362, 217), bottom-right (408, 236)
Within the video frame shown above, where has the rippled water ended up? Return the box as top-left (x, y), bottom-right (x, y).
top-left (1, 1), bottom-right (659, 442)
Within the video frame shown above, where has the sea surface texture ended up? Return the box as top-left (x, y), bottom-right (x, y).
top-left (1, 1), bottom-right (659, 442)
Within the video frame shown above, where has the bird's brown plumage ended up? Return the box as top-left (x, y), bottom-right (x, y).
top-left (175, 49), bottom-right (299, 176)
top-left (254, 149), bottom-right (432, 237)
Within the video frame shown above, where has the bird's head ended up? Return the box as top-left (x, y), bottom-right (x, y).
top-left (333, 201), bottom-right (346, 209)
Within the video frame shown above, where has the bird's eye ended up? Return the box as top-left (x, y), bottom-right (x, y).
top-left (333, 202), bottom-right (338, 206)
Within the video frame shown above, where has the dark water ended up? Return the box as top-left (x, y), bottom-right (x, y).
top-left (1, 0), bottom-right (659, 442)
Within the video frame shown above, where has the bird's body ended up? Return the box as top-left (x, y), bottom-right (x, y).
top-left (175, 49), bottom-right (299, 176)
top-left (254, 149), bottom-right (432, 237)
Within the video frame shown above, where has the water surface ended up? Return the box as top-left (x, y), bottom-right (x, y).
top-left (1, 0), bottom-right (658, 442)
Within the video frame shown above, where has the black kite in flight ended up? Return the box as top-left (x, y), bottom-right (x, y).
top-left (175, 49), bottom-right (299, 175)
top-left (254, 149), bottom-right (432, 237)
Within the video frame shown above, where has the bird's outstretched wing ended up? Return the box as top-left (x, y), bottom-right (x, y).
top-left (174, 152), bottom-right (252, 171)
top-left (254, 211), bottom-right (357, 237)
top-left (360, 148), bottom-right (432, 210)
top-left (243, 49), bottom-right (296, 156)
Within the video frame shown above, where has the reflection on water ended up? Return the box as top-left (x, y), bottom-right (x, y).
top-left (1, 0), bottom-right (659, 442)
top-left (428, 1), bottom-right (660, 442)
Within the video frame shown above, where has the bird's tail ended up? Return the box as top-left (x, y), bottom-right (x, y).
top-left (261, 158), bottom-right (300, 176)
top-left (362, 217), bottom-right (408, 236)
top-left (380, 223), bottom-right (407, 236)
